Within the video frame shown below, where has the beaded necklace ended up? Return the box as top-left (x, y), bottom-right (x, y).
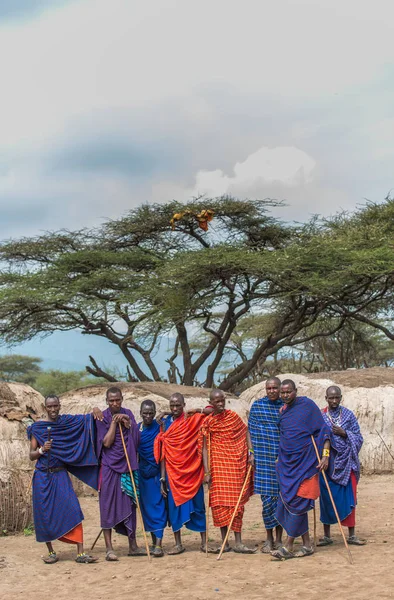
top-left (327, 406), bottom-right (342, 426)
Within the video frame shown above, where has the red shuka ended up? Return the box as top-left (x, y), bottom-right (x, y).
top-left (154, 413), bottom-right (205, 507)
top-left (199, 409), bottom-right (253, 509)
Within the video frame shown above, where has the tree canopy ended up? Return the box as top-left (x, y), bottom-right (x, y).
top-left (0, 196), bottom-right (393, 390)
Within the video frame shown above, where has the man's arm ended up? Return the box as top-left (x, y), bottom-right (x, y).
top-left (202, 435), bottom-right (211, 486)
top-left (159, 456), bottom-right (168, 497)
top-left (29, 434), bottom-right (52, 462)
top-left (186, 406), bottom-right (213, 417)
top-left (317, 438), bottom-right (331, 471)
top-left (246, 429), bottom-right (255, 467)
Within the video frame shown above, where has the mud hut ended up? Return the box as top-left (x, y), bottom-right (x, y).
top-left (240, 368), bottom-right (394, 475)
top-left (0, 382), bottom-right (44, 533)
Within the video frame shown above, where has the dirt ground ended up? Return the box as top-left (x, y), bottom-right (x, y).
top-left (1, 475), bottom-right (393, 600)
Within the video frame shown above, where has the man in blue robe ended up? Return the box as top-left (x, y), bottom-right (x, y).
top-left (28, 395), bottom-right (99, 564)
top-left (318, 385), bottom-right (366, 546)
top-left (248, 377), bottom-right (284, 553)
top-left (272, 380), bottom-right (330, 560)
top-left (138, 399), bottom-right (168, 557)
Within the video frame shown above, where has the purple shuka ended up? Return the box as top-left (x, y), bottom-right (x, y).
top-left (96, 407), bottom-right (140, 537)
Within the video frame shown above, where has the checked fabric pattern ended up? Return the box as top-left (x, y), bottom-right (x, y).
top-left (248, 396), bottom-right (283, 496)
top-left (199, 410), bottom-right (253, 513)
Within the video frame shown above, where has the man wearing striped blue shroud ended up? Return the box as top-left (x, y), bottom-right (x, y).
top-left (248, 377), bottom-right (284, 553)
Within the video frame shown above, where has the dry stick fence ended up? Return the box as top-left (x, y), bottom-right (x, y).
top-left (0, 471), bottom-right (33, 533)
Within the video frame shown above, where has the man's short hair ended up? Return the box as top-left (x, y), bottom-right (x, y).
top-left (140, 399), bottom-right (156, 411)
top-left (266, 377), bottom-right (281, 386)
top-left (170, 392), bottom-right (185, 403)
top-left (106, 386), bottom-right (122, 398)
top-left (281, 379), bottom-right (296, 390)
top-left (44, 394), bottom-right (60, 405)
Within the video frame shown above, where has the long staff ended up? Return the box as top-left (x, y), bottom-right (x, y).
top-left (46, 426), bottom-right (52, 474)
top-left (118, 423), bottom-right (151, 561)
top-left (313, 507), bottom-right (317, 548)
top-left (375, 429), bottom-right (394, 462)
top-left (310, 436), bottom-right (353, 565)
top-left (90, 529), bottom-right (103, 551)
top-left (217, 464), bottom-right (253, 561)
top-left (206, 433), bottom-right (211, 557)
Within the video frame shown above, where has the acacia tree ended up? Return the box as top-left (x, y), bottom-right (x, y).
top-left (0, 197), bottom-right (393, 390)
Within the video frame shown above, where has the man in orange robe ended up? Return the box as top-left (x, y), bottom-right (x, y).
top-left (154, 393), bottom-right (209, 554)
top-left (200, 390), bottom-right (256, 554)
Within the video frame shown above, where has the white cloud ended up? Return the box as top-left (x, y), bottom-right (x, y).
top-left (190, 146), bottom-right (316, 198)
top-left (0, 0), bottom-right (394, 237)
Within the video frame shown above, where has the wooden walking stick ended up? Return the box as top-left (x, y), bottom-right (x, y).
top-left (206, 433), bottom-right (211, 558)
top-left (46, 426), bottom-right (52, 474)
top-left (118, 423), bottom-right (151, 561)
top-left (375, 429), bottom-right (394, 462)
top-left (90, 529), bottom-right (103, 551)
top-left (310, 436), bottom-right (353, 564)
top-left (313, 507), bottom-right (317, 548)
top-left (217, 464), bottom-right (253, 561)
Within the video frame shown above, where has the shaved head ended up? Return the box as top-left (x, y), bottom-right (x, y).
top-left (170, 392), bottom-right (185, 404)
top-left (326, 385), bottom-right (341, 396)
top-left (266, 377), bottom-right (281, 386)
top-left (209, 389), bottom-right (225, 402)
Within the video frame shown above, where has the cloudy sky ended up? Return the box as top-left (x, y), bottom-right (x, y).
top-left (1, 0), bottom-right (394, 241)
top-left (2, 0), bottom-right (394, 371)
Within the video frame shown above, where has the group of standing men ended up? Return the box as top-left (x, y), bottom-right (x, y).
top-left (28, 379), bottom-right (365, 564)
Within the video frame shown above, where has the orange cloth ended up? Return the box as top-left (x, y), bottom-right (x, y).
top-left (154, 413), bottom-right (205, 507)
top-left (211, 505), bottom-right (244, 532)
top-left (58, 522), bottom-right (83, 545)
top-left (199, 410), bottom-right (253, 512)
top-left (297, 473), bottom-right (320, 500)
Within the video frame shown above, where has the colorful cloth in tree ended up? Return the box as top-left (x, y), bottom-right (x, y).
top-left (199, 409), bottom-right (253, 531)
top-left (319, 406), bottom-right (363, 526)
top-left (138, 420), bottom-right (168, 538)
top-left (275, 397), bottom-right (330, 537)
top-left (27, 415), bottom-right (99, 543)
top-left (95, 407), bottom-right (140, 537)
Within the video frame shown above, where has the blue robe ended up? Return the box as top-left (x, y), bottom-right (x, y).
top-left (138, 420), bottom-right (168, 539)
top-left (163, 415), bottom-right (206, 533)
top-left (275, 397), bottom-right (330, 538)
top-left (27, 415), bottom-right (99, 543)
top-left (248, 396), bottom-right (283, 529)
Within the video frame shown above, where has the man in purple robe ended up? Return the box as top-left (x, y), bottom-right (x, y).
top-left (95, 386), bottom-right (146, 561)
top-left (272, 379), bottom-right (331, 560)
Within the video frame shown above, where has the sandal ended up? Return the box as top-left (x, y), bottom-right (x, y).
top-left (233, 543), bottom-right (257, 554)
top-left (128, 547), bottom-right (148, 556)
top-left (167, 544), bottom-right (185, 555)
top-left (294, 546), bottom-right (314, 558)
top-left (105, 550), bottom-right (118, 562)
top-left (151, 546), bottom-right (164, 558)
top-left (205, 545), bottom-right (232, 554)
top-left (317, 536), bottom-right (333, 547)
top-left (261, 540), bottom-right (274, 554)
top-left (271, 546), bottom-right (295, 561)
top-left (348, 536), bottom-right (367, 546)
top-left (43, 552), bottom-right (58, 564)
top-left (75, 553), bottom-right (98, 563)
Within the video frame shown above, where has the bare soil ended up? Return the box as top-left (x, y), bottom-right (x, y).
top-left (1, 475), bottom-right (393, 600)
